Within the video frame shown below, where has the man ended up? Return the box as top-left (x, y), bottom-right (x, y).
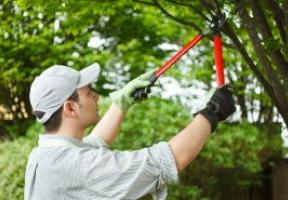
top-left (25, 63), bottom-right (235, 200)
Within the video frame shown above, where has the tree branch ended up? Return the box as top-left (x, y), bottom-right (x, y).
top-left (213, 0), bottom-right (222, 15)
top-left (221, 22), bottom-right (280, 112)
top-left (133, 0), bottom-right (202, 32)
top-left (228, 69), bottom-right (248, 119)
top-left (263, 0), bottom-right (286, 45)
top-left (200, 0), bottom-right (288, 125)
top-left (151, 0), bottom-right (202, 32)
top-left (200, 0), bottom-right (216, 16)
top-left (283, 1), bottom-right (288, 50)
top-left (250, 0), bottom-right (288, 86)
top-left (132, 0), bottom-right (155, 6)
top-left (235, 0), bottom-right (277, 82)
top-left (165, 0), bottom-right (210, 21)
top-left (235, 0), bottom-right (288, 126)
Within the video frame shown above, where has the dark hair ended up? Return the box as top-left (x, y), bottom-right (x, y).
top-left (33, 91), bottom-right (79, 132)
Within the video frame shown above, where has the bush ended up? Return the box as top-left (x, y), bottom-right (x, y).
top-left (170, 121), bottom-right (284, 200)
top-left (0, 136), bottom-right (37, 199)
top-left (0, 120), bottom-right (41, 200)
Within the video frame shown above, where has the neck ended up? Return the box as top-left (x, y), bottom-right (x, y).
top-left (52, 123), bottom-right (85, 141)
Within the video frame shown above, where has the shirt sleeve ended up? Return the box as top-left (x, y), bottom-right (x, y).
top-left (82, 134), bottom-right (110, 149)
top-left (80, 141), bottom-right (179, 199)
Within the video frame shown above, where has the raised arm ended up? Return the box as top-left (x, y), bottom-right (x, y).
top-left (169, 85), bottom-right (236, 172)
top-left (90, 103), bottom-right (124, 146)
top-left (91, 70), bottom-right (155, 145)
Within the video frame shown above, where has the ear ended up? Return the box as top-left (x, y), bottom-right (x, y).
top-left (62, 101), bottom-right (79, 118)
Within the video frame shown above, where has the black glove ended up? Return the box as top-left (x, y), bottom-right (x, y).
top-left (198, 84), bottom-right (236, 133)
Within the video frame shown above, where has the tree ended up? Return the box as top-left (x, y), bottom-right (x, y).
top-left (18, 0), bottom-right (287, 125)
top-left (128, 0), bottom-right (288, 126)
top-left (1, 0), bottom-right (286, 136)
top-left (0, 0), bottom-right (110, 136)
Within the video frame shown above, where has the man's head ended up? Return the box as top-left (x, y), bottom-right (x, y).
top-left (29, 64), bottom-right (101, 133)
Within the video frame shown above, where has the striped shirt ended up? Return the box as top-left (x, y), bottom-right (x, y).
top-left (24, 133), bottom-right (179, 200)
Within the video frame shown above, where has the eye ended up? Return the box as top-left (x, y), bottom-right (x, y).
top-left (87, 85), bottom-right (96, 96)
top-left (88, 84), bottom-right (97, 93)
top-left (86, 86), bottom-right (92, 95)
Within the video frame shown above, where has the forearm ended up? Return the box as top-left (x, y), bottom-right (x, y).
top-left (91, 103), bottom-right (125, 146)
top-left (168, 114), bottom-right (211, 172)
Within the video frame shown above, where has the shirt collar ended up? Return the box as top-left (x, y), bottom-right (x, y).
top-left (38, 134), bottom-right (85, 148)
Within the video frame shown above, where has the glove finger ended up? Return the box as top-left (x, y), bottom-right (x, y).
top-left (137, 69), bottom-right (155, 81)
top-left (131, 87), bottom-right (150, 101)
top-left (218, 84), bottom-right (233, 95)
top-left (133, 90), bottom-right (148, 101)
top-left (127, 80), bottom-right (151, 96)
top-left (145, 87), bottom-right (151, 94)
top-left (134, 80), bottom-right (151, 88)
top-left (217, 84), bottom-right (230, 90)
top-left (200, 87), bottom-right (216, 110)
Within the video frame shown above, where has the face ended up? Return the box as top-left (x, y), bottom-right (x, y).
top-left (76, 85), bottom-right (100, 127)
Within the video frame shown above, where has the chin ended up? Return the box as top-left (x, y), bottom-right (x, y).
top-left (93, 114), bottom-right (101, 124)
top-left (95, 116), bottom-right (101, 123)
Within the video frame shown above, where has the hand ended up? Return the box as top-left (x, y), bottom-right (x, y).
top-left (109, 70), bottom-right (155, 112)
top-left (197, 84), bottom-right (236, 132)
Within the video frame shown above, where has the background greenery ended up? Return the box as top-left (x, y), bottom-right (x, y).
top-left (0, 0), bottom-right (287, 199)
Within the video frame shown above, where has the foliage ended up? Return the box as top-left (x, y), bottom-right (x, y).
top-left (113, 97), bottom-right (191, 149)
top-left (0, 0), bottom-right (286, 137)
top-left (0, 0), bottom-right (99, 136)
top-left (0, 135), bottom-right (37, 200)
top-left (179, 121), bottom-right (283, 199)
top-left (13, 0), bottom-right (287, 124)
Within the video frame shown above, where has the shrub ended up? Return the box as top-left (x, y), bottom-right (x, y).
top-left (0, 136), bottom-right (37, 199)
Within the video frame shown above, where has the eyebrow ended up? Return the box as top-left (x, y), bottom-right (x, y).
top-left (88, 85), bottom-right (93, 91)
top-left (87, 85), bottom-right (94, 94)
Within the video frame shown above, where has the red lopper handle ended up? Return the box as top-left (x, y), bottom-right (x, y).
top-left (155, 35), bottom-right (203, 77)
top-left (214, 35), bottom-right (225, 86)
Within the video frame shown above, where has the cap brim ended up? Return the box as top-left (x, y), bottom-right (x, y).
top-left (78, 63), bottom-right (101, 89)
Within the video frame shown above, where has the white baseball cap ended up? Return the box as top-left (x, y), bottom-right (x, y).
top-left (29, 63), bottom-right (100, 123)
